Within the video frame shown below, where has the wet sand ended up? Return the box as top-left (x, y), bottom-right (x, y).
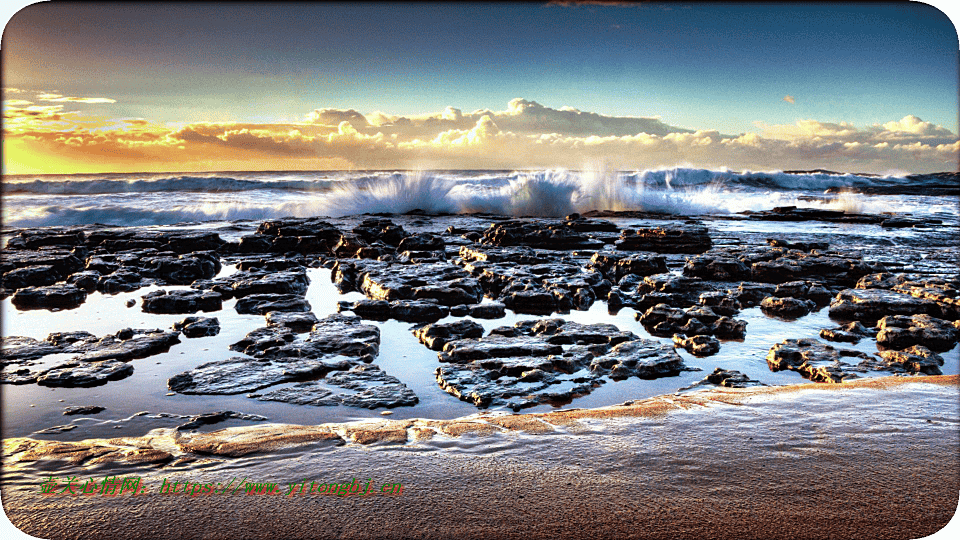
top-left (3, 375), bottom-right (958, 540)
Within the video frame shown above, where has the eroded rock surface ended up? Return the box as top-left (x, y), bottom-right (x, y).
top-left (876, 314), bottom-right (959, 352)
top-left (141, 289), bottom-right (222, 314)
top-left (617, 223), bottom-right (712, 253)
top-left (172, 317), bottom-right (221, 338)
top-left (433, 318), bottom-right (685, 410)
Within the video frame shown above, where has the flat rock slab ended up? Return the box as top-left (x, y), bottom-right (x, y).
top-left (232, 314), bottom-right (380, 360)
top-left (1, 336), bottom-right (65, 362)
top-left (432, 318), bottom-right (685, 410)
top-left (819, 321), bottom-right (877, 344)
top-left (257, 365), bottom-right (418, 409)
top-left (876, 314), bottom-right (959, 352)
top-left (587, 252), bottom-right (667, 281)
top-left (172, 317), bottom-right (220, 338)
top-left (672, 334), bottom-right (721, 357)
top-left (481, 219), bottom-right (609, 250)
top-left (63, 406), bottom-right (106, 416)
top-left (765, 337), bottom-right (941, 382)
top-left (414, 320), bottom-right (485, 351)
top-left (265, 311), bottom-right (320, 332)
top-left (760, 296), bottom-right (817, 319)
top-left (72, 329), bottom-right (181, 363)
top-left (176, 410), bottom-right (268, 430)
top-left (339, 299), bottom-right (449, 323)
top-left (875, 346), bottom-right (944, 375)
top-left (141, 289), bottom-right (223, 314)
top-left (637, 303), bottom-right (747, 339)
top-left (235, 294), bottom-right (311, 315)
top-left (766, 339), bottom-right (867, 383)
top-left (229, 270), bottom-right (309, 297)
top-left (684, 246), bottom-right (882, 287)
top-left (167, 355), bottom-right (355, 395)
top-left (37, 360), bottom-right (134, 387)
top-left (616, 223), bottom-right (712, 253)
top-left (448, 302), bottom-right (507, 319)
top-left (11, 284), bottom-right (88, 311)
top-left (892, 278), bottom-right (960, 319)
top-left (828, 289), bottom-right (940, 322)
top-left (334, 259), bottom-right (482, 306)
top-left (1, 265), bottom-right (59, 290)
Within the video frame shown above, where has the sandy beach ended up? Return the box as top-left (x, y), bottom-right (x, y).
top-left (3, 375), bottom-right (958, 540)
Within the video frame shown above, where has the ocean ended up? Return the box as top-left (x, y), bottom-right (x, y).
top-left (3, 167), bottom-right (958, 229)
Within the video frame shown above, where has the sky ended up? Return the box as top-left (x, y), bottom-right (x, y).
top-left (2, 1), bottom-right (958, 175)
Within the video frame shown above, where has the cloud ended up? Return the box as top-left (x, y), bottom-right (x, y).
top-left (37, 93), bottom-right (117, 104)
top-left (4, 97), bottom-right (957, 174)
top-left (306, 108), bottom-right (369, 127)
top-left (879, 115), bottom-right (954, 137)
top-left (783, 95), bottom-right (795, 104)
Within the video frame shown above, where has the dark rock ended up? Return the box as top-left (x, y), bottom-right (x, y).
top-left (0, 336), bottom-right (63, 362)
top-left (876, 314), bottom-right (959, 352)
top-left (414, 320), bottom-right (485, 351)
top-left (141, 289), bottom-right (223, 314)
top-left (481, 219), bottom-right (606, 250)
top-left (876, 346), bottom-right (944, 375)
top-left (397, 233), bottom-right (445, 253)
top-left (439, 335), bottom-right (565, 363)
top-left (730, 282), bottom-right (778, 307)
top-left (11, 284), bottom-right (87, 310)
top-left (63, 405), bottom-right (106, 416)
top-left (259, 365), bottom-right (418, 409)
top-left (72, 329), bottom-right (181, 363)
top-left (37, 360), bottom-right (134, 387)
top-left (683, 255), bottom-right (750, 281)
top-left (1, 250), bottom-right (84, 277)
top-left (339, 299), bottom-right (449, 322)
top-left (765, 338), bottom-right (868, 383)
top-left (85, 257), bottom-right (120, 274)
top-left (353, 218), bottom-right (407, 246)
top-left (265, 311), bottom-right (320, 332)
top-left (828, 289), bottom-right (939, 322)
top-left (637, 304), bottom-right (747, 339)
top-left (449, 302), bottom-right (505, 319)
top-left (587, 252), bottom-right (668, 281)
top-left (892, 278), bottom-right (960, 319)
top-left (698, 292), bottom-right (742, 316)
top-left (703, 368), bottom-right (762, 388)
top-left (176, 410), bottom-right (268, 430)
top-left (172, 317), bottom-right (221, 338)
top-left (234, 257), bottom-right (306, 272)
top-left (433, 318), bottom-right (682, 409)
top-left (139, 253), bottom-right (220, 285)
top-left (672, 334), bottom-right (721, 356)
top-left (235, 294), bottom-right (311, 315)
top-left (856, 273), bottom-right (909, 290)
top-left (819, 321), bottom-right (877, 343)
top-left (66, 270), bottom-right (100, 292)
top-left (230, 270), bottom-right (309, 297)
top-left (230, 326), bottom-right (296, 357)
top-left (766, 238), bottom-right (829, 251)
top-left (616, 223), bottom-right (712, 253)
top-left (168, 356), bottom-right (352, 394)
top-left (96, 270), bottom-right (146, 294)
top-left (760, 296), bottom-right (817, 318)
top-left (1, 265), bottom-right (59, 290)
top-left (335, 259), bottom-right (481, 306)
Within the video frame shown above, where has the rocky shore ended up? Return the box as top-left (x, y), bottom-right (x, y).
top-left (2, 209), bottom-right (958, 539)
top-left (3, 210), bottom-right (957, 413)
